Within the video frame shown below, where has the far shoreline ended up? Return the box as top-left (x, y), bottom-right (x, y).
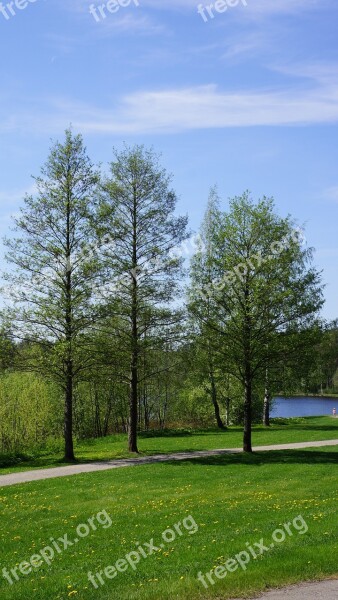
top-left (275, 394), bottom-right (338, 400)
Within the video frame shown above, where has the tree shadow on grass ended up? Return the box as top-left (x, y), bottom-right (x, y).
top-left (267, 425), bottom-right (338, 432)
top-left (138, 428), bottom-right (230, 438)
top-left (164, 449), bottom-right (338, 468)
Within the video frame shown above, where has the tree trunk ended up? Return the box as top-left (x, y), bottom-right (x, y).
top-left (128, 189), bottom-right (139, 453)
top-left (128, 355), bottom-right (138, 452)
top-left (94, 388), bottom-right (103, 438)
top-left (103, 399), bottom-right (112, 437)
top-left (128, 287), bottom-right (138, 451)
top-left (225, 396), bottom-right (230, 426)
top-left (64, 194), bottom-right (75, 462)
top-left (263, 368), bottom-right (270, 427)
top-left (64, 368), bottom-right (75, 461)
top-left (243, 376), bottom-right (253, 452)
top-left (207, 341), bottom-right (225, 429)
top-left (210, 374), bottom-right (225, 429)
top-left (243, 286), bottom-right (253, 452)
top-left (160, 381), bottom-right (169, 430)
top-left (263, 392), bottom-right (270, 427)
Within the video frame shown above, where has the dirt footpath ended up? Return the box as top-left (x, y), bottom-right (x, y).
top-left (230, 579), bottom-right (337, 600)
top-left (0, 439), bottom-right (337, 488)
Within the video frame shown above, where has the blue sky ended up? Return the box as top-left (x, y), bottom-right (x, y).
top-left (0, 0), bottom-right (337, 318)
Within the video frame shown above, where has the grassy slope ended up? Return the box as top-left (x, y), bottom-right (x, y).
top-left (0, 445), bottom-right (337, 600)
top-left (0, 416), bottom-right (337, 475)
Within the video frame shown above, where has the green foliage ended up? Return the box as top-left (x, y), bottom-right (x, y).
top-left (3, 130), bottom-right (102, 459)
top-left (0, 372), bottom-right (62, 453)
top-left (0, 325), bottom-right (15, 370)
top-left (189, 191), bottom-right (324, 449)
top-left (0, 135), bottom-right (334, 460)
top-left (98, 145), bottom-right (189, 450)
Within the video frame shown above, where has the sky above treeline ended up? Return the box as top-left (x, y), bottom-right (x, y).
top-left (0, 0), bottom-right (337, 319)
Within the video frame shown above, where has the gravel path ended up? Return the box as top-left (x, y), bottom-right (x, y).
top-left (229, 579), bottom-right (338, 599)
top-left (0, 438), bottom-right (337, 488)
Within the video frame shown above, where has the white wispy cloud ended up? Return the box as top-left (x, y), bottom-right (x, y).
top-left (270, 63), bottom-right (338, 85)
top-left (107, 0), bottom-right (322, 13)
top-left (62, 0), bottom-right (326, 18)
top-left (2, 65), bottom-right (338, 135)
top-left (240, 0), bottom-right (323, 17)
top-left (52, 0), bottom-right (166, 37)
top-left (324, 186), bottom-right (338, 203)
top-left (220, 32), bottom-right (269, 60)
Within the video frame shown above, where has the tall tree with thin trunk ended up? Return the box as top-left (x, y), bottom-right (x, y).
top-left (263, 365), bottom-right (271, 427)
top-left (189, 187), bottom-right (226, 429)
top-left (3, 130), bottom-right (100, 461)
top-left (190, 192), bottom-right (323, 452)
top-left (99, 146), bottom-right (189, 453)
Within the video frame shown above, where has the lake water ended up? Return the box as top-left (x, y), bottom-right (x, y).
top-left (271, 396), bottom-right (337, 418)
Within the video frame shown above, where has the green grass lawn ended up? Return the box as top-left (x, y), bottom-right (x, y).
top-left (0, 445), bottom-right (337, 600)
top-left (0, 416), bottom-right (337, 475)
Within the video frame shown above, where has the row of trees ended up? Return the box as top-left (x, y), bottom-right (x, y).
top-left (0, 321), bottom-right (337, 456)
top-left (2, 132), bottom-right (189, 459)
top-left (0, 130), bottom-right (329, 459)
